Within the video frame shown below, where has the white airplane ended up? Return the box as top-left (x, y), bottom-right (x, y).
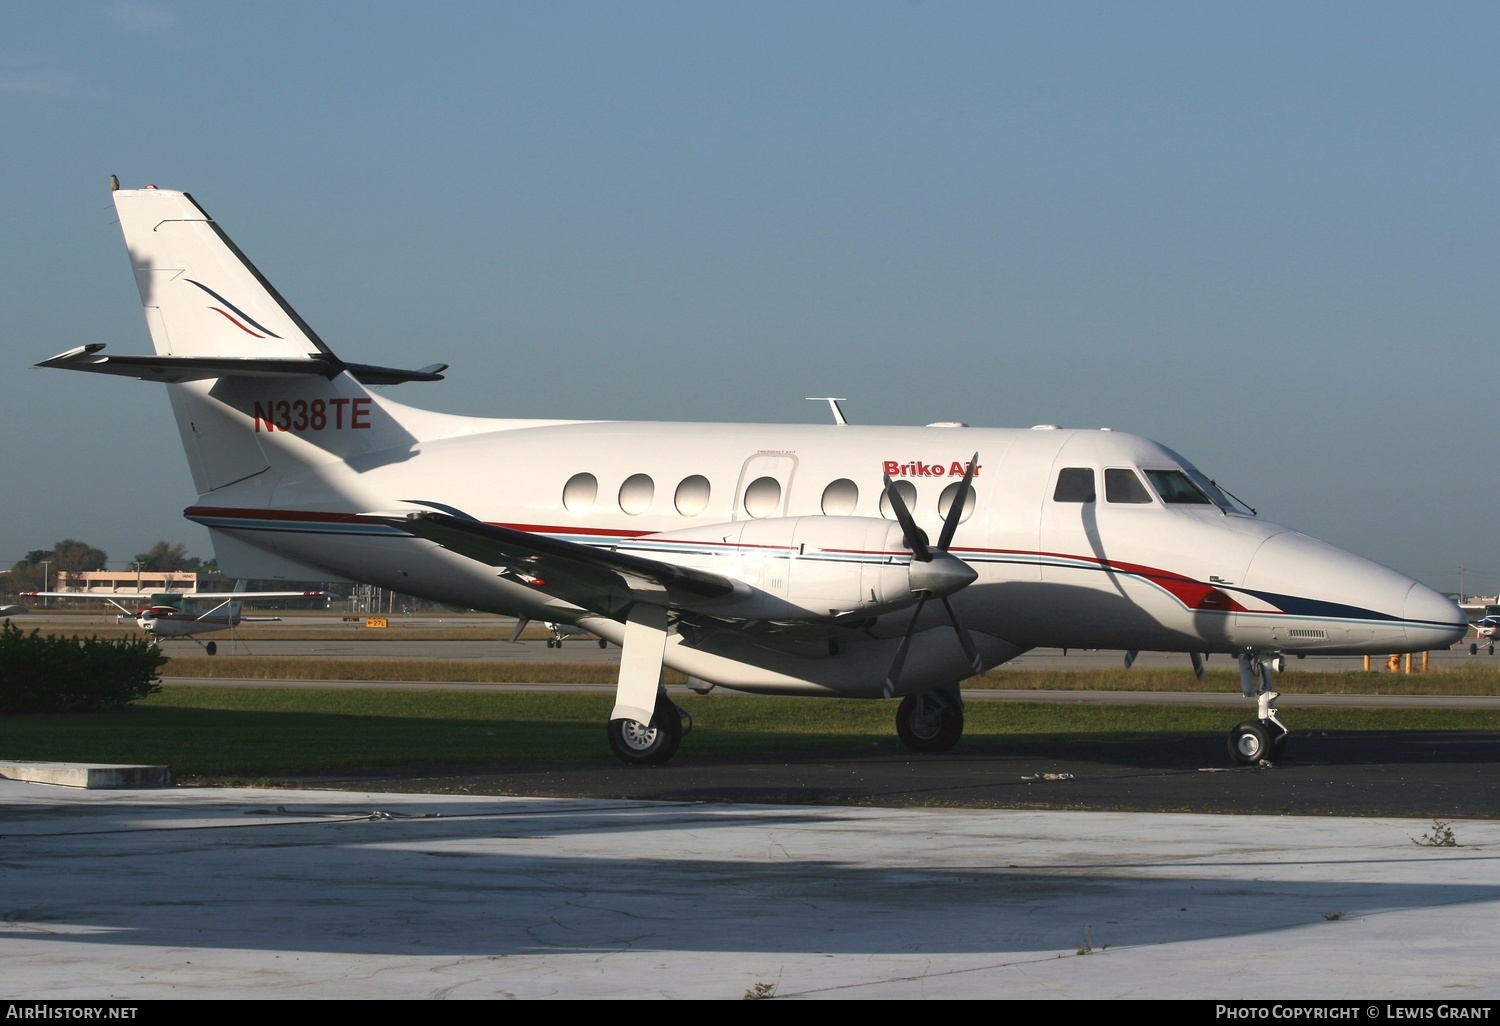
top-left (543, 622), bottom-right (610, 649)
top-left (1468, 616), bottom-right (1498, 655)
top-left (36, 183), bottom-right (1467, 765)
top-left (502, 615), bottom-right (610, 648)
top-left (24, 582), bottom-right (334, 654)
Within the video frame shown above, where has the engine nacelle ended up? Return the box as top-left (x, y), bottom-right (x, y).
top-left (638, 516), bottom-right (920, 622)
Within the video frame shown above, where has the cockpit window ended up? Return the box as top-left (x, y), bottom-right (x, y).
top-left (1104, 468), bottom-right (1153, 504)
top-left (1185, 470), bottom-right (1239, 511)
top-left (1053, 467), bottom-right (1096, 503)
top-left (1144, 469), bottom-right (1213, 505)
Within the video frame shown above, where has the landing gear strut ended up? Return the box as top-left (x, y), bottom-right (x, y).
top-left (895, 685), bottom-right (964, 753)
top-left (607, 692), bottom-right (687, 766)
top-left (1228, 653), bottom-right (1289, 765)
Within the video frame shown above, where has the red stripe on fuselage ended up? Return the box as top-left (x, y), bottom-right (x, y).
top-left (186, 506), bottom-right (1246, 612)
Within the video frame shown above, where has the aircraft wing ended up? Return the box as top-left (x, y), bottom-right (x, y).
top-left (23, 590), bottom-right (336, 601)
top-left (386, 511), bottom-right (740, 617)
top-left (23, 591), bottom-right (163, 601)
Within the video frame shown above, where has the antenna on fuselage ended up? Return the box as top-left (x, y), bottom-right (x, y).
top-left (805, 397), bottom-right (849, 425)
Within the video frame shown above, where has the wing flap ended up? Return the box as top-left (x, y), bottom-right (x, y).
top-left (387, 511), bottom-right (741, 617)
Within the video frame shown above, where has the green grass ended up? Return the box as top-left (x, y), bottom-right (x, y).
top-left (2, 687), bottom-right (1499, 779)
top-left (157, 655), bottom-right (1500, 696)
top-left (162, 656), bottom-right (646, 684)
top-left (975, 665), bottom-right (1500, 695)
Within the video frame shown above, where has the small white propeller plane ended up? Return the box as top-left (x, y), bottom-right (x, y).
top-left (35, 182), bottom-right (1467, 764)
top-left (24, 581), bottom-right (335, 654)
top-left (1468, 616), bottom-right (1499, 656)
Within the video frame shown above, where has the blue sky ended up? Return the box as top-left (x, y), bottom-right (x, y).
top-left (3, 2), bottom-right (1495, 594)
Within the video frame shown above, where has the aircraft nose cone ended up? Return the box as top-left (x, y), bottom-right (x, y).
top-left (1403, 581), bottom-right (1467, 649)
top-left (1241, 531), bottom-right (1463, 653)
top-left (1243, 531), bottom-right (1413, 614)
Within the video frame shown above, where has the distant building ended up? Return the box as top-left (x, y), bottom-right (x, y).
top-left (50, 570), bottom-right (208, 594)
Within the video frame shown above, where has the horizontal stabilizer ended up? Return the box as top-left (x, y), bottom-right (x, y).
top-left (386, 510), bottom-right (741, 617)
top-left (35, 344), bottom-right (446, 385)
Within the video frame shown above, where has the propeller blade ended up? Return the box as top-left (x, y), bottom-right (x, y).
top-left (883, 598), bottom-right (927, 697)
top-left (935, 451), bottom-right (979, 552)
top-left (886, 452), bottom-right (985, 690)
top-left (882, 474), bottom-right (931, 561)
top-left (1190, 652), bottom-right (1206, 680)
top-left (1124, 649), bottom-right (1138, 669)
top-left (940, 595), bottom-right (984, 674)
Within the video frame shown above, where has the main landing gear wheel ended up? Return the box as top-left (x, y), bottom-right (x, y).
top-left (1471, 643), bottom-right (1478, 655)
top-left (607, 694), bottom-right (684, 766)
top-left (204, 641), bottom-right (217, 656)
top-left (1228, 720), bottom-right (1276, 764)
top-left (896, 689), bottom-right (964, 754)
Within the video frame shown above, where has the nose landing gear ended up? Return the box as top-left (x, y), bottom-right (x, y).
top-left (1229, 653), bottom-right (1289, 765)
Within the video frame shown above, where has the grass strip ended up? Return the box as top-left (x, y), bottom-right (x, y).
top-left (2, 687), bottom-right (1498, 778)
top-left (157, 655), bottom-right (1500, 696)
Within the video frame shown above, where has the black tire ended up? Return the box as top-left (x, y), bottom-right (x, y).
top-left (895, 690), bottom-right (964, 753)
top-left (607, 695), bottom-right (683, 766)
top-left (1470, 642), bottom-right (1478, 655)
top-left (205, 641), bottom-right (217, 656)
top-left (598, 639), bottom-right (608, 649)
top-left (1490, 644), bottom-right (1495, 656)
top-left (1229, 720), bottom-right (1271, 764)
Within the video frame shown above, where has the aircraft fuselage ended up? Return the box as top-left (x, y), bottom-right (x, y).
top-left (183, 414), bottom-right (1463, 697)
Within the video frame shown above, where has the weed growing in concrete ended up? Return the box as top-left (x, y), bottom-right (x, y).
top-left (1411, 820), bottom-right (1458, 847)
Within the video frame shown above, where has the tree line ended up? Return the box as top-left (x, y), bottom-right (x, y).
top-left (3, 540), bottom-right (216, 598)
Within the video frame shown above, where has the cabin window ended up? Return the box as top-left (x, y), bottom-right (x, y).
top-left (1104, 468), bottom-right (1153, 504)
top-left (1053, 467), bottom-right (1096, 503)
top-left (1144, 469), bottom-right (1213, 505)
top-left (878, 480), bottom-right (918, 519)
top-left (674, 475), bottom-right (711, 516)
top-left (743, 476), bottom-right (782, 518)
top-left (937, 481), bottom-right (976, 522)
top-left (821, 478), bottom-right (858, 516)
top-left (619, 473), bottom-right (655, 515)
top-left (562, 473), bottom-right (598, 513)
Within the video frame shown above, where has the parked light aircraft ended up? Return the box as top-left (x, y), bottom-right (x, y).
top-left (544, 621), bottom-right (611, 649)
top-left (501, 615), bottom-right (613, 648)
top-left (36, 183), bottom-right (1468, 764)
top-left (24, 582), bottom-right (334, 654)
top-left (1469, 616), bottom-right (1498, 656)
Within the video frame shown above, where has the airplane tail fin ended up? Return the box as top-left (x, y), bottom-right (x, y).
top-left (40, 185), bottom-right (455, 499)
top-left (114, 187), bottom-right (333, 361)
